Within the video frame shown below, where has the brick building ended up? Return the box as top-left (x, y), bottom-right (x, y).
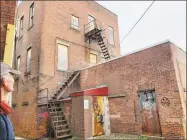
top-left (0, 1), bottom-right (16, 60)
top-left (10, 1), bottom-right (186, 140)
top-left (11, 1), bottom-right (120, 139)
top-left (70, 41), bottom-right (186, 139)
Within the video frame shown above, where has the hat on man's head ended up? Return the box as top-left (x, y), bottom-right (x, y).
top-left (1, 62), bottom-right (21, 76)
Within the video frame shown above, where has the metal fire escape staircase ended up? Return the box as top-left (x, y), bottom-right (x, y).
top-left (51, 70), bottom-right (80, 101)
top-left (48, 98), bottom-right (71, 139)
top-left (37, 89), bottom-right (71, 139)
top-left (84, 19), bottom-right (111, 60)
top-left (36, 70), bottom-right (80, 139)
top-left (36, 19), bottom-right (111, 140)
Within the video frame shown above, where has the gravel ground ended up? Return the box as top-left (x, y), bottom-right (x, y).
top-left (87, 133), bottom-right (164, 140)
top-left (89, 133), bottom-right (139, 139)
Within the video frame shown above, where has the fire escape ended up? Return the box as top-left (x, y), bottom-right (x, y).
top-left (84, 19), bottom-right (111, 60)
top-left (37, 71), bottom-right (80, 139)
top-left (36, 19), bottom-right (111, 140)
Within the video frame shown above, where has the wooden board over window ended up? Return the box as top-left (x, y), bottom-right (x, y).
top-left (90, 53), bottom-right (97, 64)
top-left (109, 26), bottom-right (114, 45)
top-left (58, 44), bottom-right (68, 71)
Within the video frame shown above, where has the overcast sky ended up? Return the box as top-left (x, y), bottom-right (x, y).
top-left (97, 1), bottom-right (186, 55)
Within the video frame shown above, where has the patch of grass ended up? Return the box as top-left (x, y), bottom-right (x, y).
top-left (139, 135), bottom-right (149, 140)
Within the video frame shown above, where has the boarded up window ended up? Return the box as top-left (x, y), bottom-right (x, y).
top-left (109, 26), bottom-right (114, 45)
top-left (58, 44), bottom-right (68, 71)
top-left (26, 48), bottom-right (31, 72)
top-left (90, 53), bottom-right (97, 64)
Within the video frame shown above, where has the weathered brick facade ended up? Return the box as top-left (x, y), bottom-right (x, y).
top-left (12, 1), bottom-right (120, 139)
top-left (10, 1), bottom-right (186, 139)
top-left (70, 41), bottom-right (185, 139)
top-left (0, 0), bottom-right (16, 60)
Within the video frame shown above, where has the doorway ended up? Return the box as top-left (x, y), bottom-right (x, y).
top-left (138, 91), bottom-right (162, 136)
top-left (92, 96), bottom-right (105, 136)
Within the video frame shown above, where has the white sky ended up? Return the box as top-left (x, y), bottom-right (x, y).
top-left (97, 1), bottom-right (186, 55)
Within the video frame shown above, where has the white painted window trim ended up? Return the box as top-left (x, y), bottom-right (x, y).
top-left (71, 15), bottom-right (79, 30)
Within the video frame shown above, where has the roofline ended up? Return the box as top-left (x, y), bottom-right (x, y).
top-left (80, 39), bottom-right (173, 71)
top-left (94, 1), bottom-right (117, 16)
top-left (169, 41), bottom-right (186, 53)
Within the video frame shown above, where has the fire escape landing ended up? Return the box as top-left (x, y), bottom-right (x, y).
top-left (84, 19), bottom-right (110, 60)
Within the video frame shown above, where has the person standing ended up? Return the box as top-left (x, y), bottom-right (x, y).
top-left (0, 62), bottom-right (20, 140)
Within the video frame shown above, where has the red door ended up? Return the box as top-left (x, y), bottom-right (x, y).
top-left (138, 91), bottom-right (161, 136)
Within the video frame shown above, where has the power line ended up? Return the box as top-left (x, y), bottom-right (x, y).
top-left (120, 0), bottom-right (155, 45)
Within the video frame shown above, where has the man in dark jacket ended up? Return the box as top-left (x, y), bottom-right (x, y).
top-left (0, 62), bottom-right (20, 140)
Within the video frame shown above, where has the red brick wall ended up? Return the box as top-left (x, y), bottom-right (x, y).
top-left (84, 96), bottom-right (93, 138)
top-left (109, 94), bottom-right (141, 135)
top-left (10, 87), bottom-right (40, 138)
top-left (40, 1), bottom-right (120, 77)
top-left (71, 96), bottom-right (85, 138)
top-left (13, 1), bottom-right (120, 138)
top-left (63, 102), bottom-right (72, 127)
top-left (0, 1), bottom-right (16, 60)
top-left (170, 44), bottom-right (186, 138)
top-left (11, 1), bottom-right (44, 139)
top-left (38, 1), bottom-right (121, 100)
top-left (79, 42), bottom-right (184, 139)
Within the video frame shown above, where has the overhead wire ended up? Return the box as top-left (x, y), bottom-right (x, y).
top-left (120, 0), bottom-right (155, 45)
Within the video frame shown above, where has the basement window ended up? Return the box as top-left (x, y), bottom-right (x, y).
top-left (90, 53), bottom-right (97, 64)
top-left (71, 15), bottom-right (79, 30)
top-left (29, 2), bottom-right (34, 28)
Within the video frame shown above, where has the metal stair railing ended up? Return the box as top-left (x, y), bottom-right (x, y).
top-left (47, 90), bottom-right (60, 139)
top-left (101, 30), bottom-right (115, 59)
top-left (56, 69), bottom-right (80, 100)
top-left (84, 19), bottom-right (102, 35)
top-left (84, 18), bottom-right (115, 61)
top-left (56, 69), bottom-right (78, 93)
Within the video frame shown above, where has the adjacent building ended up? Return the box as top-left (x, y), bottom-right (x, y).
top-left (0, 1), bottom-right (16, 61)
